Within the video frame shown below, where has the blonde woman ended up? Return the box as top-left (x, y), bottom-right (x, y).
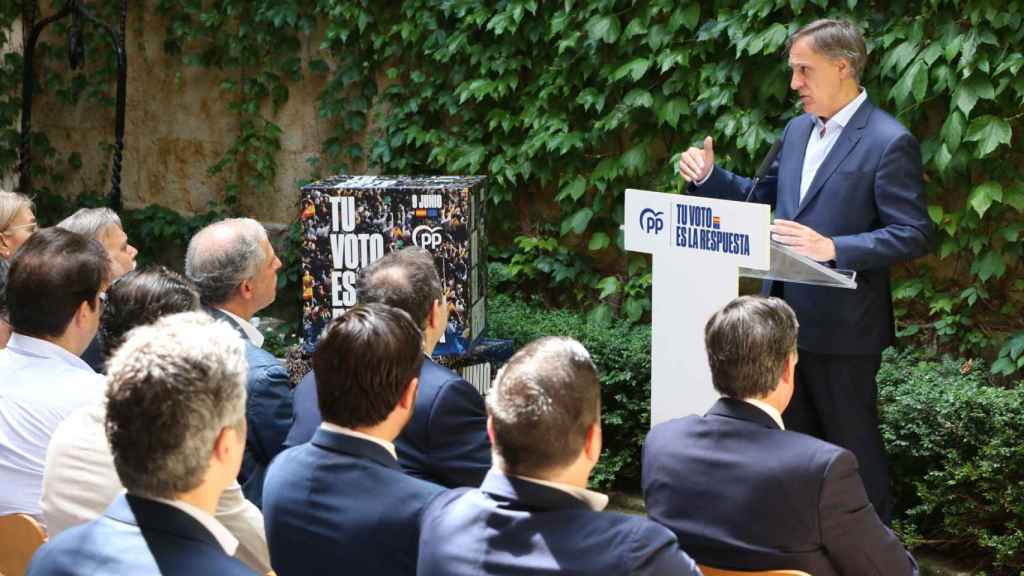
top-left (0, 191), bottom-right (37, 261)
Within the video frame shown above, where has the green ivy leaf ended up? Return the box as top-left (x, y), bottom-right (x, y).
top-left (655, 98), bottom-right (689, 128)
top-left (557, 175), bottom-right (587, 202)
top-left (623, 88), bottom-right (654, 108)
top-left (940, 110), bottom-right (966, 152)
top-left (968, 181), bottom-right (1003, 218)
top-left (933, 143), bottom-right (953, 174)
top-left (965, 115), bottom-right (1012, 157)
top-left (973, 250), bottom-right (1006, 281)
top-left (927, 204), bottom-right (944, 224)
top-left (623, 296), bottom-right (645, 322)
top-left (589, 232), bottom-right (611, 252)
top-left (586, 14), bottom-right (621, 44)
top-left (1005, 185), bottom-right (1024, 212)
top-left (953, 76), bottom-right (995, 118)
top-left (939, 238), bottom-right (957, 259)
top-left (620, 144), bottom-right (648, 175)
top-left (563, 207), bottom-right (594, 236)
top-left (597, 275), bottom-right (620, 299)
top-left (890, 60), bottom-right (927, 107)
top-left (673, 4), bottom-right (700, 32)
top-left (613, 58), bottom-right (651, 82)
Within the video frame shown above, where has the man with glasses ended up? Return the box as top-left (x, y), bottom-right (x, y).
top-left (0, 228), bottom-right (110, 523)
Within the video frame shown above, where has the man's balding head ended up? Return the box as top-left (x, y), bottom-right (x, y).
top-left (185, 218), bottom-right (280, 315)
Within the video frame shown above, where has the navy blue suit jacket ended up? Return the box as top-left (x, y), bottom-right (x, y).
top-left (28, 494), bottom-right (255, 575)
top-left (286, 357), bottom-right (491, 488)
top-left (209, 308), bottom-right (294, 507)
top-left (417, 470), bottom-right (701, 576)
top-left (695, 100), bottom-right (933, 354)
top-left (263, 428), bottom-right (446, 576)
top-left (642, 398), bottom-right (917, 576)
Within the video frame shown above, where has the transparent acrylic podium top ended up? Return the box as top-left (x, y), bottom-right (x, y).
top-left (739, 240), bottom-right (857, 289)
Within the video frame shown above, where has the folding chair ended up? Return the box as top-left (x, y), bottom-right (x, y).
top-left (0, 514), bottom-right (47, 576)
top-left (698, 565), bottom-right (811, 576)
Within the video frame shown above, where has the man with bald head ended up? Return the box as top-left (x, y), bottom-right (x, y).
top-left (186, 218), bottom-right (288, 507)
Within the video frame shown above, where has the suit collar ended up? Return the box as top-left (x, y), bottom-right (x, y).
top-left (207, 307), bottom-right (263, 348)
top-left (480, 469), bottom-right (591, 512)
top-left (707, 397), bottom-right (783, 430)
top-left (105, 494), bottom-right (222, 549)
top-left (794, 99), bottom-right (875, 219)
top-left (311, 427), bottom-right (403, 470)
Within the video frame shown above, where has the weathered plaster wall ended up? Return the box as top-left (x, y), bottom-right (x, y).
top-left (18, 9), bottom-right (347, 225)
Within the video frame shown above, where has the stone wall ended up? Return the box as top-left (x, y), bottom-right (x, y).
top-left (12, 9), bottom-right (349, 225)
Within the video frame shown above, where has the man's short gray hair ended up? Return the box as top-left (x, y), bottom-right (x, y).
top-left (704, 296), bottom-right (799, 400)
top-left (57, 207), bottom-right (123, 240)
top-left (104, 311), bottom-right (247, 499)
top-left (185, 218), bottom-right (268, 306)
top-left (787, 19), bottom-right (868, 81)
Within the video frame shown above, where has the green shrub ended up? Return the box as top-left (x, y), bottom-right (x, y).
top-left (879, 348), bottom-right (1024, 574)
top-left (487, 292), bottom-right (651, 489)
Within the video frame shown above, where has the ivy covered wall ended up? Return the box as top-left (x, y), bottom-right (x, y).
top-left (2, 0), bottom-right (1023, 375)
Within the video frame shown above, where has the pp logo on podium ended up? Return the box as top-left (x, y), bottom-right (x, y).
top-left (639, 208), bottom-right (665, 235)
top-left (412, 225), bottom-right (445, 250)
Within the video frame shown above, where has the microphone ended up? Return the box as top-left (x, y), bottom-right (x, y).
top-left (743, 138), bottom-right (783, 203)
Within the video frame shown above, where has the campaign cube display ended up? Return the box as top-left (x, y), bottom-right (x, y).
top-left (300, 175), bottom-right (487, 356)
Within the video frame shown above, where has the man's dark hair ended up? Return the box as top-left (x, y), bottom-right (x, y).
top-left (7, 227), bottom-right (110, 338)
top-left (101, 266), bottom-right (201, 359)
top-left (704, 296), bottom-right (799, 399)
top-left (356, 247), bottom-right (441, 328)
top-left (488, 336), bottom-right (600, 477)
top-left (313, 303), bottom-right (424, 428)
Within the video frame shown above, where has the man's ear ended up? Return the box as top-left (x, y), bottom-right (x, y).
top-left (211, 426), bottom-right (242, 465)
top-left (486, 415), bottom-right (496, 446)
top-left (398, 377), bottom-right (419, 411)
top-left (427, 298), bottom-right (443, 332)
top-left (583, 421), bottom-right (602, 463)
top-left (237, 278), bottom-right (254, 302)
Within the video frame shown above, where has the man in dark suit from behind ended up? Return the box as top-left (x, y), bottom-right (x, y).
top-left (286, 246), bottom-right (491, 488)
top-left (642, 296), bottom-right (917, 576)
top-left (185, 218), bottom-right (289, 507)
top-left (263, 303), bottom-right (445, 576)
top-left (27, 312), bottom-right (255, 575)
top-left (417, 336), bottom-right (701, 576)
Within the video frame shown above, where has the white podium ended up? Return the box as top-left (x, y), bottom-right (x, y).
top-left (624, 188), bottom-right (857, 424)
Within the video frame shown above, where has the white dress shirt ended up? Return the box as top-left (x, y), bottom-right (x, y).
top-left (800, 89), bottom-right (868, 201)
top-left (217, 308), bottom-right (264, 348)
top-left (0, 334), bottom-right (106, 523)
top-left (42, 401), bottom-right (271, 573)
top-left (320, 422), bottom-right (398, 460)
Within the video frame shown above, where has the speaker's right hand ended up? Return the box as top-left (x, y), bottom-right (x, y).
top-left (678, 136), bottom-right (715, 184)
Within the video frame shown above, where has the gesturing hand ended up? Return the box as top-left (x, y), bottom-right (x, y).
top-left (770, 219), bottom-right (836, 262)
top-left (678, 136), bottom-right (715, 184)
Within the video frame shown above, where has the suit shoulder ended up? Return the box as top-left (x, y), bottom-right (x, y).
top-left (646, 415), bottom-right (701, 441)
top-left (866, 104), bottom-right (913, 140)
top-left (244, 342), bottom-right (282, 368)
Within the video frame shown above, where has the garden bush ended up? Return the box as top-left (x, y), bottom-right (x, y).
top-left (487, 292), bottom-right (652, 489)
top-left (879, 348), bottom-right (1024, 574)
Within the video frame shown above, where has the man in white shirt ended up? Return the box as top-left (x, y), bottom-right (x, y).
top-left (0, 228), bottom-right (109, 522)
top-left (28, 312), bottom-right (256, 575)
top-left (676, 18), bottom-right (933, 523)
top-left (185, 217), bottom-right (289, 507)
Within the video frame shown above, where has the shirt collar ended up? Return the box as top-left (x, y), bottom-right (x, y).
top-left (216, 308), bottom-right (264, 348)
top-left (149, 497), bottom-right (238, 556)
top-left (815, 88), bottom-right (867, 131)
top-left (5, 333), bottom-right (96, 372)
top-left (320, 422), bottom-right (398, 460)
top-left (512, 472), bottom-right (609, 512)
top-left (741, 398), bottom-right (786, 430)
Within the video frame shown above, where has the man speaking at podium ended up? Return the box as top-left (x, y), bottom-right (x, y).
top-left (677, 19), bottom-right (932, 523)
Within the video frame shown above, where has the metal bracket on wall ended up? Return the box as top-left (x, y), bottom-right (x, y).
top-left (18, 0), bottom-right (128, 211)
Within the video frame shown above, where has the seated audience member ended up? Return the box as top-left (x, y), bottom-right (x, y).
top-left (28, 312), bottom-right (255, 575)
top-left (417, 337), bottom-right (701, 576)
top-left (642, 296), bottom-right (917, 576)
top-left (0, 190), bottom-right (37, 262)
top-left (57, 207), bottom-right (138, 371)
top-left (185, 218), bottom-right (289, 507)
top-left (40, 267), bottom-right (271, 573)
top-left (263, 303), bottom-right (446, 576)
top-left (0, 259), bottom-right (10, 348)
top-left (0, 228), bottom-right (109, 522)
top-left (287, 247), bottom-right (490, 488)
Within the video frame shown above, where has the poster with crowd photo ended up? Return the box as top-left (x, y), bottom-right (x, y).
top-left (300, 175), bottom-right (487, 356)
